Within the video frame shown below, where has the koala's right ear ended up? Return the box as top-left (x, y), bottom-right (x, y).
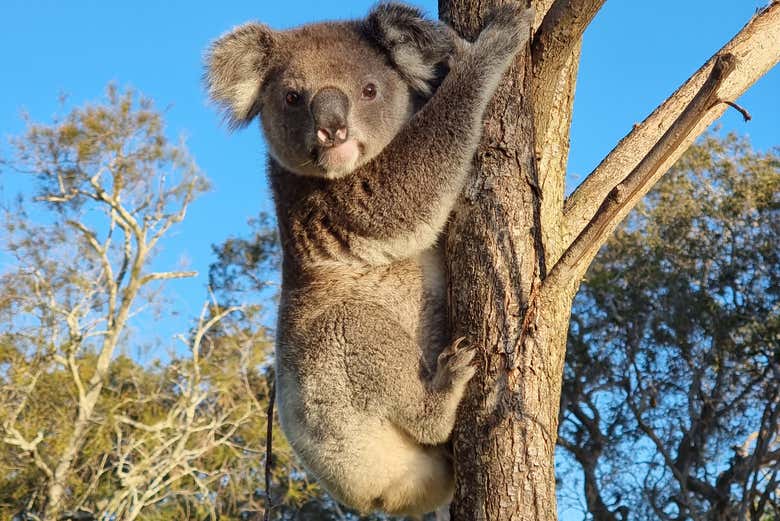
top-left (364, 3), bottom-right (453, 96)
top-left (205, 23), bottom-right (276, 129)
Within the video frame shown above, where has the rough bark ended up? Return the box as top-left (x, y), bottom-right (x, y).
top-left (441, 1), bottom-right (566, 518)
top-left (439, 1), bottom-right (780, 520)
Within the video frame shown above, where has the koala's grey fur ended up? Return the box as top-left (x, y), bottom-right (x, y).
top-left (206, 3), bottom-right (533, 516)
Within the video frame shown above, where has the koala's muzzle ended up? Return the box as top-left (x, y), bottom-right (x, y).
top-left (311, 87), bottom-right (350, 147)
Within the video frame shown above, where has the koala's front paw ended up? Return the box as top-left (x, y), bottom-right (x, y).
top-left (474, 4), bottom-right (534, 65)
top-left (442, 25), bottom-right (473, 68)
top-left (433, 337), bottom-right (477, 390)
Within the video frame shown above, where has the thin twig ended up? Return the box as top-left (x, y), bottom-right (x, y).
top-left (723, 100), bottom-right (752, 121)
top-left (264, 380), bottom-right (276, 521)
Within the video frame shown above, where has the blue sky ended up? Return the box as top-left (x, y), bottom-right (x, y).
top-left (0, 1), bottom-right (778, 518)
top-left (1, 0), bottom-right (777, 329)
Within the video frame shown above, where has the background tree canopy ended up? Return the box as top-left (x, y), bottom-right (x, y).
top-left (558, 133), bottom-right (779, 521)
top-left (0, 88), bottom-right (288, 521)
top-left (0, 92), bottom-right (777, 520)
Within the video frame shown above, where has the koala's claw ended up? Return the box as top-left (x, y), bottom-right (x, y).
top-left (434, 337), bottom-right (477, 389)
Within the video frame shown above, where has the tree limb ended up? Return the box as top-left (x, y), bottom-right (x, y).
top-left (563, 2), bottom-right (780, 244)
top-left (531, 0), bottom-right (605, 264)
top-left (139, 271), bottom-right (197, 286)
top-left (557, 411), bottom-right (618, 521)
top-left (532, 0), bottom-right (604, 72)
top-left (2, 427), bottom-right (54, 479)
top-left (545, 53), bottom-right (737, 291)
top-left (67, 350), bottom-right (87, 404)
top-left (65, 219), bottom-right (119, 320)
top-left (532, 0), bottom-right (605, 143)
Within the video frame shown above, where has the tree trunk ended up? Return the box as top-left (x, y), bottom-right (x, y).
top-left (43, 268), bottom-right (143, 520)
top-left (441, 1), bottom-right (580, 519)
top-left (439, 1), bottom-right (780, 520)
top-left (44, 388), bottom-right (101, 520)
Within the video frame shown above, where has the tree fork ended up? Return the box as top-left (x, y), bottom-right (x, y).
top-left (440, 1), bottom-right (780, 520)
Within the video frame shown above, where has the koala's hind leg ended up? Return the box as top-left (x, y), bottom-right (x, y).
top-left (335, 303), bottom-right (476, 446)
top-left (390, 337), bottom-right (476, 445)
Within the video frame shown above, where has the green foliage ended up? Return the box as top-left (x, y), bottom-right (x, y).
top-left (559, 133), bottom-right (780, 520)
top-left (0, 86), bottom-right (273, 521)
top-left (9, 84), bottom-right (208, 216)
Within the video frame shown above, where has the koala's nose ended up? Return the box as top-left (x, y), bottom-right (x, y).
top-left (311, 86), bottom-right (350, 147)
top-left (316, 126), bottom-right (348, 146)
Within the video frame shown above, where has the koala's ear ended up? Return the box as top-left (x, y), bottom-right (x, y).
top-left (205, 23), bottom-right (276, 128)
top-left (364, 3), bottom-right (453, 96)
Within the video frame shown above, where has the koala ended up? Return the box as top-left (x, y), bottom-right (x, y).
top-left (206, 3), bottom-right (532, 516)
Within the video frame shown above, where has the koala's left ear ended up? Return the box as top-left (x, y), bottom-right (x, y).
top-left (205, 22), bottom-right (277, 129)
top-left (363, 3), bottom-right (453, 96)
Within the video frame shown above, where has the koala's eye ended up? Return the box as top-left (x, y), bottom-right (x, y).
top-left (285, 91), bottom-right (301, 106)
top-left (361, 83), bottom-right (377, 100)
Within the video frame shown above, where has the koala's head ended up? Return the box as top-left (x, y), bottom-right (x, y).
top-left (206, 3), bottom-right (451, 179)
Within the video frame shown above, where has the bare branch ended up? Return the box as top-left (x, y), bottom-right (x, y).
top-left (147, 186), bottom-right (197, 252)
top-left (530, 0), bottom-right (605, 263)
top-left (115, 415), bottom-right (173, 433)
top-left (189, 304), bottom-right (241, 372)
top-left (545, 53), bottom-right (737, 291)
top-left (116, 227), bottom-right (132, 289)
top-left (67, 350), bottom-right (87, 404)
top-left (723, 100), bottom-right (752, 121)
top-left (264, 380), bottom-right (276, 521)
top-left (2, 427), bottom-right (54, 479)
top-left (139, 270), bottom-right (197, 286)
top-left (532, 0), bottom-right (605, 111)
top-left (66, 219), bottom-right (118, 318)
top-left (563, 3), bottom-right (780, 243)
top-left (84, 175), bottom-right (145, 243)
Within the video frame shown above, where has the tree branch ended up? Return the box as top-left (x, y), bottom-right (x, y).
top-left (2, 427), bottom-right (54, 479)
top-left (557, 409), bottom-right (618, 521)
top-left (66, 219), bottom-right (119, 319)
top-left (531, 0), bottom-right (604, 271)
top-left (563, 2), bottom-right (780, 243)
top-left (545, 53), bottom-right (737, 291)
top-left (532, 0), bottom-right (604, 69)
top-left (138, 270), bottom-right (197, 286)
top-left (533, 46), bottom-right (580, 265)
top-left (531, 0), bottom-right (605, 263)
top-left (67, 350), bottom-right (87, 404)
top-left (532, 0), bottom-right (605, 130)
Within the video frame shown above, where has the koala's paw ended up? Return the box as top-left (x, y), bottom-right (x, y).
top-left (433, 337), bottom-right (477, 390)
top-left (475, 4), bottom-right (534, 64)
top-left (442, 25), bottom-right (473, 68)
